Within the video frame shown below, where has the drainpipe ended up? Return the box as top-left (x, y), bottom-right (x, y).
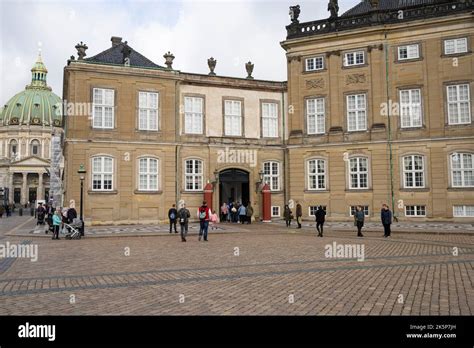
top-left (175, 78), bottom-right (180, 208)
top-left (282, 84), bottom-right (288, 205)
top-left (384, 33), bottom-right (397, 221)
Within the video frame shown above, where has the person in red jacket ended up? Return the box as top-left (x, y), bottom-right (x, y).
top-left (197, 201), bottom-right (212, 241)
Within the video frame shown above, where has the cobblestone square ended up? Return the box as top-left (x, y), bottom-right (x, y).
top-left (0, 216), bottom-right (473, 315)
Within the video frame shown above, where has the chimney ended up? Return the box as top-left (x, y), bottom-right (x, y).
top-left (111, 36), bottom-right (123, 47)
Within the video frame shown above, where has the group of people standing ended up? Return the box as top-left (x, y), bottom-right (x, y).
top-left (37, 202), bottom-right (78, 240)
top-left (220, 201), bottom-right (253, 224)
top-left (168, 201), bottom-right (218, 242)
top-left (0, 203), bottom-right (14, 218)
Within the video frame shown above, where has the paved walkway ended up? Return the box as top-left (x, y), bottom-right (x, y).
top-left (0, 215), bottom-right (473, 315)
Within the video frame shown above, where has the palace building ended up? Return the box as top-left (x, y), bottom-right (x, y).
top-left (63, 0), bottom-right (474, 225)
top-left (0, 53), bottom-right (63, 206)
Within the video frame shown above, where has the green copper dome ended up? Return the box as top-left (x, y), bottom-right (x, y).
top-left (0, 52), bottom-right (62, 127)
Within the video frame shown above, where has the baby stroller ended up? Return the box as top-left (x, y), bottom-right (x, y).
top-left (64, 218), bottom-right (82, 239)
top-left (37, 210), bottom-right (45, 225)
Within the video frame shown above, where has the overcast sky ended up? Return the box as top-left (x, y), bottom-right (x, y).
top-left (0, 0), bottom-right (359, 103)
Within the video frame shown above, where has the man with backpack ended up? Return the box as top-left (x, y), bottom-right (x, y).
top-left (198, 201), bottom-right (212, 241)
top-left (168, 204), bottom-right (178, 233)
top-left (178, 203), bottom-right (191, 242)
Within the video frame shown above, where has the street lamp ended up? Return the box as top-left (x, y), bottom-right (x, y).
top-left (255, 169), bottom-right (265, 193)
top-left (77, 164), bottom-right (86, 236)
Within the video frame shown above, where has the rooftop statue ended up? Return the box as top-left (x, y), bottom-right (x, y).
top-left (328, 0), bottom-right (339, 19)
top-left (289, 5), bottom-right (301, 23)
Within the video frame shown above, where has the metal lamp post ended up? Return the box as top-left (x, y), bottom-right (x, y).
top-left (78, 164), bottom-right (86, 236)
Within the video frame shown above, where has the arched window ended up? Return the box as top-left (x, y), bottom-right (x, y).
top-left (184, 159), bottom-right (203, 191)
top-left (9, 140), bottom-right (18, 158)
top-left (263, 161), bottom-right (280, 191)
top-left (307, 159), bottom-right (326, 190)
top-left (451, 153), bottom-right (474, 187)
top-left (30, 139), bottom-right (41, 156)
top-left (138, 157), bottom-right (159, 191)
top-left (403, 155), bottom-right (425, 188)
top-left (92, 156), bottom-right (114, 191)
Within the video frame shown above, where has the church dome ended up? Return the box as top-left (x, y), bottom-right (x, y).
top-left (0, 52), bottom-right (62, 127)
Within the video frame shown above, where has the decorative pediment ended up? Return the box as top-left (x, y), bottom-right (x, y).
top-left (9, 156), bottom-right (51, 167)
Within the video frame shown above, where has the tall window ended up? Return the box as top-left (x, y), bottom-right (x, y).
top-left (184, 97), bottom-right (203, 134)
top-left (447, 84), bottom-right (471, 125)
top-left (306, 98), bottom-right (325, 134)
top-left (263, 161), bottom-right (280, 191)
top-left (347, 94), bottom-right (367, 131)
top-left (30, 139), bottom-right (41, 156)
top-left (92, 156), bottom-right (113, 191)
top-left (307, 159), bottom-right (326, 190)
top-left (400, 89), bottom-right (422, 128)
top-left (138, 158), bottom-right (158, 191)
top-left (138, 92), bottom-right (158, 131)
top-left (224, 100), bottom-right (242, 136)
top-left (451, 153), bottom-right (474, 187)
top-left (305, 56), bottom-right (324, 71)
top-left (9, 139), bottom-right (18, 158)
top-left (185, 159), bottom-right (203, 191)
top-left (262, 102), bottom-right (278, 138)
top-left (349, 157), bottom-right (368, 189)
top-left (403, 155), bottom-right (425, 188)
top-left (453, 205), bottom-right (474, 217)
top-left (444, 38), bottom-right (468, 55)
top-left (92, 88), bottom-right (114, 129)
top-left (344, 51), bottom-right (364, 66)
top-left (398, 44), bottom-right (419, 60)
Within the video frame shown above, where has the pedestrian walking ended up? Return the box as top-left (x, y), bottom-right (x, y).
top-left (296, 202), bottom-right (302, 228)
top-left (284, 205), bottom-right (293, 227)
top-left (0, 204), bottom-right (4, 218)
top-left (36, 203), bottom-right (46, 225)
top-left (354, 206), bottom-right (365, 237)
top-left (210, 210), bottom-right (219, 230)
top-left (52, 210), bottom-right (62, 240)
top-left (381, 204), bottom-right (392, 238)
top-left (246, 202), bottom-right (254, 224)
top-left (238, 203), bottom-right (246, 224)
top-left (5, 203), bottom-right (11, 217)
top-left (220, 202), bottom-right (228, 223)
top-left (178, 204), bottom-right (190, 242)
top-left (315, 205), bottom-right (326, 237)
top-left (168, 204), bottom-right (178, 233)
top-left (198, 201), bottom-right (212, 241)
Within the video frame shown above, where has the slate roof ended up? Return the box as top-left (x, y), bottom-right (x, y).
top-left (342, 0), bottom-right (437, 17)
top-left (85, 42), bottom-right (163, 69)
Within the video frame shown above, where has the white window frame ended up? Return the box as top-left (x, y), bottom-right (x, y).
top-left (91, 156), bottom-right (114, 191)
top-left (184, 96), bottom-right (203, 134)
top-left (453, 205), bottom-right (474, 217)
top-left (138, 157), bottom-right (159, 191)
top-left (306, 98), bottom-right (325, 135)
top-left (271, 206), bottom-right (281, 217)
top-left (224, 100), bottom-right (242, 136)
top-left (263, 161), bottom-right (280, 191)
top-left (403, 155), bottom-right (425, 188)
top-left (447, 84), bottom-right (471, 125)
top-left (138, 91), bottom-right (159, 131)
top-left (400, 89), bottom-right (422, 128)
top-left (451, 153), bottom-right (474, 188)
top-left (307, 159), bottom-right (326, 190)
top-left (309, 205), bottom-right (327, 217)
top-left (343, 51), bottom-right (365, 67)
top-left (350, 206), bottom-right (369, 217)
top-left (184, 159), bottom-right (203, 191)
top-left (305, 56), bottom-right (324, 71)
top-left (405, 205), bottom-right (426, 217)
top-left (444, 38), bottom-right (468, 55)
top-left (398, 44), bottom-right (420, 60)
top-left (262, 102), bottom-right (278, 138)
top-left (92, 88), bottom-right (114, 129)
top-left (349, 157), bottom-right (369, 189)
top-left (346, 94), bottom-right (367, 131)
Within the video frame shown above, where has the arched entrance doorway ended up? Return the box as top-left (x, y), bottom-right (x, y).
top-left (219, 169), bottom-right (250, 207)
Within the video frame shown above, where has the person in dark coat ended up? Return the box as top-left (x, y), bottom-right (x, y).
top-left (67, 206), bottom-right (77, 223)
top-left (315, 205), bottom-right (326, 237)
top-left (381, 204), bottom-right (392, 238)
top-left (177, 204), bottom-right (191, 242)
top-left (168, 204), bottom-right (178, 233)
top-left (284, 205), bottom-right (292, 227)
top-left (295, 203), bottom-right (302, 228)
top-left (354, 206), bottom-right (365, 237)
